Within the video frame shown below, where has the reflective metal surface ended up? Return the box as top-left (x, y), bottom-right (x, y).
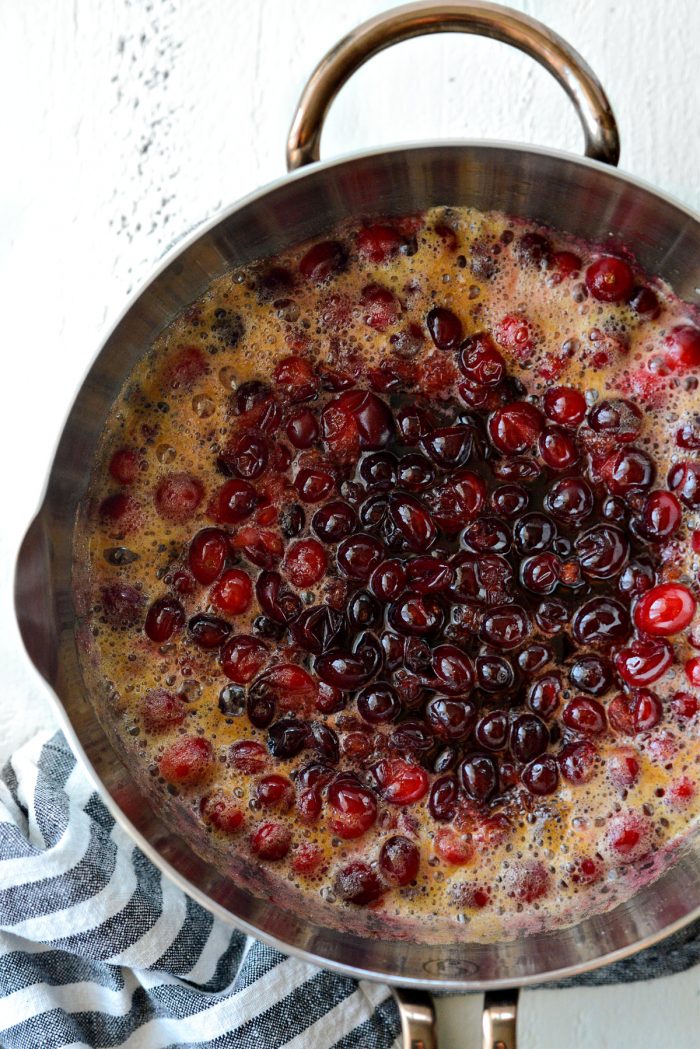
top-left (16, 140), bottom-right (700, 993)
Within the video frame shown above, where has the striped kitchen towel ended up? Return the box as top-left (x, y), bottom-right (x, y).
top-left (0, 731), bottom-right (400, 1049)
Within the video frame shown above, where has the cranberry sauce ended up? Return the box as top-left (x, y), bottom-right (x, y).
top-left (76, 206), bottom-right (700, 943)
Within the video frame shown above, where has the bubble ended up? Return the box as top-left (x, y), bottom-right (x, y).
top-left (218, 366), bottom-right (237, 390)
top-left (156, 443), bottom-right (176, 464)
top-left (192, 394), bottom-right (215, 418)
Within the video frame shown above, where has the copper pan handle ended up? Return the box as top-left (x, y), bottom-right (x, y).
top-left (393, 987), bottom-right (519, 1049)
top-left (286, 0), bottom-right (619, 171)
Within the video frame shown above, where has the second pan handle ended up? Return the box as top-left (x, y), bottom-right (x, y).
top-left (286, 0), bottom-right (619, 171)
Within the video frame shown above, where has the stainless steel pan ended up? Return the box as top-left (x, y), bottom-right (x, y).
top-left (15, 4), bottom-right (700, 1046)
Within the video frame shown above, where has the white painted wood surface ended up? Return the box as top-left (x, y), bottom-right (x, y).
top-left (1, 0), bottom-right (700, 1044)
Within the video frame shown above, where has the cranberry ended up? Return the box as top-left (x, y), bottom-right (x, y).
top-left (144, 596), bottom-right (185, 643)
top-left (357, 683), bottom-right (401, 724)
top-left (267, 719), bottom-right (309, 760)
top-left (360, 451), bottom-right (398, 490)
top-left (361, 282), bottom-right (400, 330)
top-left (628, 285), bottom-right (660, 319)
top-left (210, 569), bottom-right (253, 615)
top-left (256, 570), bottom-right (302, 624)
top-left (434, 827), bottom-right (474, 866)
top-left (607, 746), bottom-right (641, 788)
top-left (618, 559), bottom-right (655, 599)
top-left (286, 408), bottom-right (320, 449)
top-left (187, 613), bottom-right (231, 649)
top-left (425, 697), bottom-right (477, 741)
top-left (544, 477), bottom-right (593, 523)
top-left (686, 656), bottom-right (700, 686)
top-left (636, 490), bottom-right (682, 542)
top-left (273, 355), bottom-right (316, 402)
top-left (602, 448), bottom-right (655, 497)
top-left (387, 492), bottom-right (436, 552)
top-left (491, 457), bottom-right (541, 484)
top-left (327, 777), bottom-right (378, 838)
top-left (372, 758), bottom-right (429, 804)
top-left (513, 512), bottom-right (556, 553)
top-left (535, 598), bottom-right (569, 634)
top-left (559, 740), bottom-right (598, 784)
top-left (615, 637), bottom-right (674, 686)
top-left (491, 484), bottom-right (529, 517)
top-left (460, 752), bottom-right (498, 800)
top-left (255, 773), bottom-right (295, 810)
top-left (663, 325), bottom-right (700, 371)
top-left (543, 386), bottom-right (586, 427)
top-left (518, 643), bottom-right (551, 674)
top-left (569, 655), bottom-right (613, 697)
top-left (461, 517), bottom-right (511, 555)
top-left (250, 821), bottom-right (292, 861)
top-left (294, 464), bottom-right (336, 503)
top-left (520, 553), bottom-right (560, 594)
top-left (423, 470), bottom-right (486, 530)
top-left (428, 774), bottom-right (459, 821)
top-left (335, 861), bottom-right (384, 905)
top-left (475, 710), bottom-right (509, 750)
top-left (668, 461), bottom-right (700, 508)
top-left (281, 538), bottom-right (327, 589)
top-left (420, 425), bottom-right (475, 470)
top-left (588, 399), bottom-right (642, 442)
top-left (480, 604), bottom-right (530, 650)
top-left (356, 223), bottom-right (403, 263)
top-left (347, 590), bottom-right (381, 631)
top-left (671, 691), bottom-right (698, 718)
top-left (575, 524), bottom-right (629, 579)
top-left (99, 493), bottom-right (142, 532)
top-left (379, 835), bottom-right (420, 885)
top-left (331, 390), bottom-right (395, 451)
top-left (521, 755), bottom-right (559, 795)
top-left (516, 231), bottom-right (551, 266)
top-left (311, 500), bottom-right (356, 543)
top-left (299, 240), bottom-right (347, 281)
top-left (562, 696), bottom-right (607, 736)
top-left (315, 650), bottom-right (375, 689)
top-left (208, 478), bottom-right (257, 524)
top-left (388, 719), bottom-right (434, 755)
top-left (450, 552), bottom-right (513, 605)
top-left (229, 739), bottom-right (268, 773)
top-left (538, 427), bottom-right (579, 470)
top-left (510, 714), bottom-right (549, 763)
top-left (188, 528), bottom-right (229, 585)
top-left (159, 737), bottom-right (213, 786)
top-left (494, 314), bottom-right (535, 359)
top-left (424, 306), bottom-right (462, 350)
top-left (155, 473), bottom-right (204, 522)
top-left (550, 250), bottom-right (581, 282)
top-left (200, 792), bottom-right (244, 834)
top-left (605, 813), bottom-right (649, 861)
top-left (634, 583), bottom-right (696, 637)
top-left (224, 432), bottom-right (270, 479)
top-left (336, 532), bottom-right (384, 580)
top-left (397, 453), bottom-right (435, 491)
top-left (527, 674), bottom-right (561, 719)
top-left (488, 402), bottom-right (543, 453)
top-left (370, 559), bottom-right (407, 601)
top-left (476, 655), bottom-right (515, 694)
top-left (292, 841), bottom-right (323, 870)
top-left (396, 404), bottom-right (436, 445)
top-left (142, 689), bottom-right (187, 733)
top-left (408, 557), bottom-right (453, 593)
top-left (431, 644), bottom-right (474, 693)
top-left (389, 592), bottom-right (444, 636)
top-left (572, 597), bottom-right (629, 646)
top-left (109, 447), bottom-right (139, 484)
top-left (235, 380), bottom-right (272, 415)
top-left (458, 333), bottom-right (505, 386)
top-left (220, 635), bottom-right (268, 683)
top-left (585, 256), bottom-right (634, 302)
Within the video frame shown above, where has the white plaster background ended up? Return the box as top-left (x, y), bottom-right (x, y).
top-left (1, 0), bottom-right (700, 1044)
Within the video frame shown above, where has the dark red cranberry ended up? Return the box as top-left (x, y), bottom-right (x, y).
top-left (372, 758), bottom-right (429, 804)
top-left (522, 755), bottom-right (559, 795)
top-left (461, 517), bottom-right (511, 554)
top-left (535, 598), bottom-right (569, 634)
top-left (513, 512), bottom-right (556, 553)
top-left (294, 464), bottom-right (336, 503)
top-left (628, 285), bottom-right (660, 319)
top-left (491, 484), bottom-right (529, 517)
top-left (388, 592), bottom-right (444, 636)
top-left (357, 683), bottom-right (401, 724)
top-left (615, 638), bottom-right (674, 686)
top-left (562, 696), bottom-right (607, 737)
top-left (458, 333), bottom-right (505, 385)
top-left (420, 426), bottom-right (474, 469)
top-left (361, 282), bottom-right (400, 330)
top-left (188, 613), bottom-right (231, 649)
top-left (516, 231), bottom-right (551, 266)
top-left (668, 461), bottom-right (700, 509)
top-left (518, 643), bottom-right (551, 674)
top-left (333, 390), bottom-right (396, 450)
top-left (608, 690), bottom-right (663, 734)
top-left (315, 683), bottom-right (346, 715)
top-left (250, 822), bottom-right (292, 861)
top-left (520, 553), bottom-right (560, 594)
top-left (476, 655), bottom-right (515, 693)
top-left (144, 596), bottom-right (185, 642)
top-left (431, 644), bottom-right (474, 693)
top-left (379, 835), bottom-right (420, 885)
top-left (675, 421), bottom-right (700, 450)
top-left (428, 774), bottom-right (459, 821)
top-left (397, 453), bottom-right (435, 491)
top-left (543, 386), bottom-right (586, 427)
top-left (572, 597), bottom-right (629, 646)
top-left (559, 740), bottom-right (598, 784)
top-left (356, 223), bottom-right (403, 263)
top-left (602, 496), bottom-right (628, 524)
top-left (229, 739), bottom-right (268, 773)
top-left (618, 559), bottom-right (655, 599)
top-left (299, 240), bottom-right (347, 281)
top-left (289, 605), bottom-right (343, 654)
top-left (266, 718), bottom-right (309, 760)
top-left (510, 714), bottom-right (549, 762)
top-left (256, 570), bottom-right (302, 624)
top-left (575, 524), bottom-right (629, 579)
top-left (255, 774), bottom-right (295, 811)
top-left (663, 325), bottom-right (700, 371)
top-left (388, 719), bottom-right (434, 755)
top-left (585, 256), bottom-right (634, 302)
top-left (337, 532), bottom-right (384, 579)
top-left (388, 493), bottom-right (436, 552)
top-left (569, 655), bottom-right (614, 697)
top-left (538, 427), bottom-right (579, 470)
top-left (527, 674), bottom-right (561, 719)
top-left (188, 528), bottom-right (229, 585)
top-left (427, 307), bottom-right (462, 349)
top-left (142, 689), bottom-right (187, 732)
top-left (286, 408), bottom-right (320, 449)
top-left (434, 747), bottom-right (457, 774)
top-left (475, 710), bottom-right (508, 750)
top-left (425, 696), bottom-right (477, 741)
top-left (423, 470), bottom-right (486, 529)
top-left (208, 478), bottom-right (257, 524)
top-left (480, 604), bottom-right (530, 650)
top-left (347, 590), bottom-right (381, 632)
top-left (311, 500), bottom-right (356, 543)
top-left (460, 752), bottom-right (498, 801)
top-left (488, 402), bottom-right (543, 453)
top-left (370, 559), bottom-right (407, 601)
top-left (636, 490), bottom-right (682, 542)
top-left (602, 448), bottom-right (655, 496)
top-left (396, 404), bottom-right (436, 445)
top-left (490, 457), bottom-right (541, 484)
top-left (359, 494), bottom-right (388, 528)
top-left (449, 552), bottom-right (513, 605)
top-left (335, 861), bottom-right (384, 904)
top-left (408, 556), bottom-right (453, 593)
top-left (225, 432), bottom-right (269, 479)
top-left (588, 399), bottom-right (642, 442)
top-left (544, 477), bottom-right (594, 523)
top-left (220, 635), bottom-right (268, 684)
top-left (315, 651), bottom-right (375, 689)
top-left (359, 451), bottom-right (398, 490)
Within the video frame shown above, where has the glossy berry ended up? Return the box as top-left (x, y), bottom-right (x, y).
top-left (188, 528), bottom-right (229, 585)
top-left (283, 538), bottom-right (328, 588)
top-left (521, 755), bottom-right (559, 795)
top-left (663, 325), bottom-right (700, 371)
top-left (155, 473), bottom-right (204, 522)
top-left (144, 596), bottom-right (185, 643)
top-left (220, 635), bottom-right (268, 684)
top-left (379, 835), bottom-right (420, 885)
top-left (372, 758), bottom-right (429, 804)
top-left (543, 386), bottom-right (586, 426)
top-left (585, 256), bottom-right (634, 302)
top-left (488, 402), bottom-right (543, 453)
top-left (158, 737), bottom-right (214, 786)
top-left (615, 638), bottom-right (674, 686)
top-left (634, 583), bottom-right (696, 636)
top-left (562, 696), bottom-right (607, 737)
top-left (559, 740), bottom-right (598, 785)
top-left (200, 792), bottom-right (244, 834)
top-left (335, 861), bottom-right (384, 905)
top-left (327, 778), bottom-right (378, 839)
top-left (250, 821), bottom-right (292, 860)
top-left (210, 570), bottom-right (253, 615)
top-left (142, 689), bottom-right (187, 733)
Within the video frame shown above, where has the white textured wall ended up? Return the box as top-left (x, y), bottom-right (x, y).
top-left (2, 0), bottom-right (700, 1044)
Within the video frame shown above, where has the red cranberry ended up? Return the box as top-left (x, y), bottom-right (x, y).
top-left (286, 408), bottom-right (320, 449)
top-left (431, 644), bottom-right (474, 693)
top-left (527, 674), bottom-right (561, 719)
top-left (668, 461), bottom-right (700, 509)
top-left (461, 517), bottom-right (511, 555)
top-left (450, 552), bottom-right (513, 605)
top-left (434, 828), bottom-right (474, 866)
top-left (572, 597), bottom-right (628, 646)
top-left (396, 404), bottom-right (436, 444)
top-left (234, 380), bottom-right (273, 416)
top-left (337, 532), bottom-right (384, 579)
top-left (425, 697), bottom-right (477, 741)
top-left (488, 402), bottom-right (543, 453)
top-left (618, 559), bottom-right (655, 599)
top-left (335, 861), bottom-right (384, 905)
top-left (379, 835), bottom-right (420, 885)
top-left (605, 813), bottom-right (650, 861)
top-left (327, 778), bottom-right (377, 838)
top-left (510, 714), bottom-right (549, 762)
top-left (408, 557), bottom-right (453, 593)
top-left (538, 427), bottom-right (579, 470)
top-left (636, 490), bottom-right (682, 542)
top-left (372, 758), bottom-right (429, 804)
top-left (397, 453), bottom-right (435, 491)
top-left (550, 251), bottom-right (581, 282)
top-left (188, 528), bottom-right (229, 585)
top-left (361, 282), bottom-right (400, 330)
top-left (356, 223), bottom-right (403, 263)
top-left (389, 592), bottom-right (444, 636)
top-left (569, 655), bottom-right (613, 697)
top-left (142, 689), bottom-right (187, 733)
top-left (559, 740), bottom-right (598, 784)
top-left (588, 399), bottom-right (642, 442)
top-left (220, 635), bottom-right (268, 683)
top-left (360, 451), bottom-right (398, 490)
top-left (607, 746), bottom-right (640, 788)
top-left (312, 500), bottom-right (357, 543)
top-left (518, 643), bottom-right (551, 674)
top-left (420, 425), bottom-right (475, 469)
top-left (634, 583), bottom-right (696, 636)
top-left (155, 473), bottom-right (204, 522)
top-left (544, 476), bottom-right (594, 523)
top-left (513, 512), bottom-right (556, 553)
top-left (229, 739), bottom-right (268, 773)
top-left (520, 553), bottom-right (560, 594)
top-left (328, 390), bottom-right (395, 451)
top-left (458, 333), bottom-right (505, 386)
top-left (460, 752), bottom-right (498, 801)
top-left (299, 240), bottom-right (347, 281)
top-left (663, 325), bottom-right (700, 371)
top-left (255, 773), bottom-right (295, 810)
top-left (521, 755), bottom-right (559, 795)
top-left (357, 683), bottom-right (401, 724)
top-left (628, 285), bottom-right (660, 319)
top-left (315, 650), bottom-right (375, 689)
top-left (686, 656), bottom-right (700, 686)
top-left (294, 464), bottom-right (336, 503)
top-left (388, 719), bottom-right (434, 755)
top-left (224, 432), bottom-right (269, 479)
top-left (535, 598), bottom-right (569, 634)
top-left (208, 478), bottom-right (257, 524)
top-left (671, 691), bottom-right (698, 718)
top-left (200, 792), bottom-right (244, 834)
top-left (480, 604), bottom-right (530, 650)
top-left (491, 484), bottom-right (528, 517)
top-left (476, 655), bottom-right (515, 693)
top-left (250, 821), bottom-right (292, 861)
top-left (387, 493), bottom-right (436, 552)
top-left (283, 538), bottom-right (327, 589)
top-left (585, 256), bottom-right (634, 302)
top-left (210, 569), bottom-right (253, 615)
top-left (575, 524), bottom-right (629, 579)
top-left (615, 638), bottom-right (674, 686)
top-left (423, 470), bottom-right (486, 529)
top-left (109, 447), bottom-right (139, 484)
top-left (491, 457), bottom-right (541, 484)
top-left (602, 448), bottom-right (655, 496)
top-left (494, 314), bottom-right (535, 359)
top-left (370, 559), bottom-right (407, 601)
top-left (159, 737), bottom-right (213, 786)
top-left (475, 710), bottom-right (509, 750)
top-left (426, 307), bottom-right (462, 349)
top-left (543, 386), bottom-right (586, 427)
top-left (428, 774), bottom-right (458, 821)
top-left (144, 596), bottom-right (185, 642)
top-left (562, 696), bottom-right (607, 737)
top-left (273, 355), bottom-right (316, 402)
top-left (188, 613), bottom-right (231, 649)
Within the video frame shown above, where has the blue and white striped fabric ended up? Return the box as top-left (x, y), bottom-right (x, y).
top-left (0, 732), bottom-right (400, 1049)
